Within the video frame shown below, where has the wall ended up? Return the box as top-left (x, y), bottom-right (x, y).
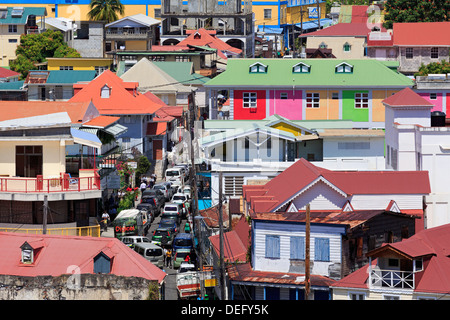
top-left (0, 273), bottom-right (158, 300)
top-left (0, 24), bottom-right (25, 67)
top-left (417, 92), bottom-right (444, 113)
top-left (269, 90), bottom-right (302, 120)
top-left (252, 219), bottom-right (344, 279)
top-left (342, 90), bottom-right (369, 122)
top-left (0, 140), bottom-right (66, 178)
top-left (233, 90), bottom-right (267, 120)
top-left (306, 36), bottom-right (366, 59)
top-left (47, 58), bottom-right (112, 71)
top-left (398, 47), bottom-right (450, 74)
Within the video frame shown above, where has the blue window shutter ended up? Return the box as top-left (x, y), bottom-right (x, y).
top-left (265, 235), bottom-right (280, 259)
top-left (290, 236), bottom-right (305, 260)
top-left (94, 252), bottom-right (111, 274)
top-left (315, 238), bottom-right (330, 261)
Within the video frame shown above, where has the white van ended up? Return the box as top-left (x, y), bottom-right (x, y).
top-left (134, 242), bottom-right (165, 268)
top-left (165, 167), bottom-right (183, 182)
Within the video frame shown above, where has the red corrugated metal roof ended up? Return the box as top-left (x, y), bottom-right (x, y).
top-left (393, 22), bottom-right (450, 46)
top-left (382, 87), bottom-right (434, 107)
top-left (177, 28), bottom-right (242, 55)
top-left (146, 122), bottom-right (167, 135)
top-left (0, 232), bottom-right (166, 283)
top-left (0, 67), bottom-right (20, 78)
top-left (301, 23), bottom-right (385, 37)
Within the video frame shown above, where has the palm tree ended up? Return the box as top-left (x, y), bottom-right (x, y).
top-left (87, 0), bottom-right (125, 23)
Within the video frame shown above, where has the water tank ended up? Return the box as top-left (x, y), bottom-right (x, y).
top-left (431, 111), bottom-right (446, 127)
top-left (27, 15), bottom-right (36, 27)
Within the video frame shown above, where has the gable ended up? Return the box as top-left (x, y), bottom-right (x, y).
top-left (269, 121), bottom-right (315, 137)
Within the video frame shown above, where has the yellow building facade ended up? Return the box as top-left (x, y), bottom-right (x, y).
top-left (46, 57), bottom-right (112, 71)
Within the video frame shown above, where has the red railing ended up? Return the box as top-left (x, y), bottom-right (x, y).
top-left (0, 171), bottom-right (100, 194)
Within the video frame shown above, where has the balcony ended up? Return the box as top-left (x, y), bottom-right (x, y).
top-left (0, 170), bottom-right (101, 201)
top-left (105, 28), bottom-right (152, 40)
top-left (370, 269), bottom-right (415, 290)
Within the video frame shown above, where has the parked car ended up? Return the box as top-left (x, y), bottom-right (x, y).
top-left (151, 228), bottom-right (174, 247)
top-left (173, 249), bottom-right (193, 269)
top-left (142, 189), bottom-right (165, 205)
top-left (120, 235), bottom-right (151, 248)
top-left (159, 218), bottom-right (178, 234)
top-left (165, 167), bottom-right (184, 183)
top-left (153, 182), bottom-right (173, 201)
top-left (181, 185), bottom-right (192, 199)
top-left (161, 203), bottom-right (183, 224)
top-left (134, 242), bottom-right (165, 268)
top-left (173, 233), bottom-right (193, 252)
top-left (178, 262), bottom-right (196, 273)
top-left (141, 195), bottom-right (164, 215)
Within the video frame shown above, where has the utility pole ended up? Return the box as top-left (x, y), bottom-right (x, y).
top-left (218, 171), bottom-right (226, 300)
top-left (43, 195), bottom-right (48, 235)
top-left (305, 203), bottom-right (310, 300)
top-left (317, 0), bottom-right (321, 29)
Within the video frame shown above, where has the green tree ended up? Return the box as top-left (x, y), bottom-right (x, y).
top-left (10, 29), bottom-right (81, 79)
top-left (87, 0), bottom-right (125, 23)
top-left (415, 60), bottom-right (450, 77)
top-left (383, 0), bottom-right (450, 29)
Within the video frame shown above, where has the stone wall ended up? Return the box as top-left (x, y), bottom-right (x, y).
top-left (0, 274), bottom-right (159, 300)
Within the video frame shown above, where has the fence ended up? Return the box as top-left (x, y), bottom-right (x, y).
top-left (0, 225), bottom-right (101, 237)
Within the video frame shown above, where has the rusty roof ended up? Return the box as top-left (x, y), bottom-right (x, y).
top-left (227, 263), bottom-right (336, 288)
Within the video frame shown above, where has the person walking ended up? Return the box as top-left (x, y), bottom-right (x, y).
top-left (166, 248), bottom-right (172, 267)
top-left (101, 211), bottom-right (110, 231)
top-left (140, 180), bottom-right (147, 194)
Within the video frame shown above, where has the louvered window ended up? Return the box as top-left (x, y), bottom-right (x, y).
top-left (224, 176), bottom-right (244, 196)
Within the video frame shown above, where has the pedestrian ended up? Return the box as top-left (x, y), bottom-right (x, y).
top-left (101, 211), bottom-right (110, 231)
top-left (166, 248), bottom-right (172, 267)
top-left (184, 254), bottom-right (190, 264)
top-left (140, 180), bottom-right (146, 194)
top-left (184, 222), bottom-right (190, 233)
top-left (149, 176), bottom-right (155, 188)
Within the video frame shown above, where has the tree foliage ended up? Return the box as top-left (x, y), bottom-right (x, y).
top-left (415, 60), bottom-right (450, 77)
top-left (88, 0), bottom-right (125, 23)
top-left (10, 29), bottom-right (81, 79)
top-left (383, 0), bottom-right (450, 29)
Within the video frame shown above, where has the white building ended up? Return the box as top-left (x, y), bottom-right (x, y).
top-left (384, 87), bottom-right (450, 228)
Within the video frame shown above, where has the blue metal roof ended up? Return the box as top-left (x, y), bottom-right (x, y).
top-left (295, 18), bottom-right (333, 30)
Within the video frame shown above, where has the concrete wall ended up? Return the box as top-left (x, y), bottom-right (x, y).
top-left (0, 273), bottom-right (159, 300)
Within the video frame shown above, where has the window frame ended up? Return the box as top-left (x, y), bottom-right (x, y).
top-left (290, 236), bottom-right (305, 260)
top-left (354, 92), bottom-right (369, 109)
top-left (292, 62), bottom-right (310, 74)
top-left (265, 235), bottom-right (280, 259)
top-left (243, 92), bottom-right (257, 108)
top-left (314, 237), bottom-right (330, 262)
top-left (430, 47), bottom-right (439, 59)
top-left (306, 92), bottom-right (320, 108)
top-left (263, 8), bottom-right (272, 20)
top-left (405, 48), bottom-right (413, 59)
top-left (343, 43), bottom-right (351, 52)
top-left (8, 24), bottom-right (17, 33)
top-left (249, 63), bottom-right (267, 73)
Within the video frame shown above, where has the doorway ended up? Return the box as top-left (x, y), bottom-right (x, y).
top-left (16, 145), bottom-right (43, 177)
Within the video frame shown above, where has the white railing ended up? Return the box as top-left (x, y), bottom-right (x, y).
top-left (370, 269), bottom-right (415, 289)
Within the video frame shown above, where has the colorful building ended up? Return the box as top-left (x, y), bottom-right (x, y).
top-left (46, 57), bottom-right (113, 74)
top-left (204, 58), bottom-right (414, 128)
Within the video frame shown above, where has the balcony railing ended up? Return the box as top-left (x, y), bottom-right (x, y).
top-left (370, 269), bottom-right (415, 290)
top-left (0, 172), bottom-right (100, 194)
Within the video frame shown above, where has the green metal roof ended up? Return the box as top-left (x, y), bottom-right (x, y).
top-left (153, 61), bottom-right (209, 85)
top-left (0, 80), bottom-right (24, 91)
top-left (46, 70), bottom-right (96, 84)
top-left (204, 58), bottom-right (414, 88)
top-left (1, 7), bottom-right (46, 24)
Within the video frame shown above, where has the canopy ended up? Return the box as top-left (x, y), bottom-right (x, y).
top-left (70, 128), bottom-right (102, 149)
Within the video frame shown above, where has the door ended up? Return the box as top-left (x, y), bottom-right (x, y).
top-left (15, 146), bottom-right (43, 177)
top-left (153, 139), bottom-right (163, 160)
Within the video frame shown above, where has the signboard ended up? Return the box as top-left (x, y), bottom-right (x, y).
top-left (308, 7), bottom-right (321, 19)
top-left (113, 218), bottom-right (138, 239)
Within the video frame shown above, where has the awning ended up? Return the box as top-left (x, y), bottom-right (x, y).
top-left (70, 128), bottom-right (102, 149)
top-left (295, 18), bottom-right (333, 30)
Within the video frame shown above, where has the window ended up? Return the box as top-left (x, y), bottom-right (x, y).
top-left (8, 38), bottom-right (17, 43)
top-left (384, 295), bottom-right (400, 300)
top-left (335, 63), bottom-right (353, 73)
top-left (314, 238), bottom-right (330, 261)
top-left (93, 252), bottom-right (111, 274)
top-left (94, 66), bottom-right (107, 75)
top-left (224, 176), bottom-right (244, 196)
top-left (265, 235), bottom-right (280, 259)
top-left (264, 8), bottom-right (272, 19)
top-left (406, 48), bottom-right (413, 59)
top-left (20, 242), bottom-right (34, 264)
top-left (293, 62), bottom-right (310, 73)
top-left (280, 92), bottom-right (288, 99)
top-left (306, 93), bottom-right (319, 108)
top-left (16, 145), bottom-right (43, 177)
top-left (429, 93), bottom-right (437, 100)
top-left (175, 55), bottom-right (190, 62)
top-left (332, 92), bottom-right (339, 100)
top-left (8, 25), bottom-right (17, 33)
top-left (355, 92), bottom-right (369, 108)
top-left (431, 47), bottom-right (439, 59)
top-left (59, 66), bottom-right (73, 70)
top-left (249, 63), bottom-right (267, 73)
top-left (154, 8), bottom-right (161, 18)
top-left (319, 42), bottom-right (327, 49)
top-left (290, 236), bottom-right (305, 260)
top-left (152, 56), bottom-right (165, 61)
top-left (343, 42), bottom-right (351, 52)
top-left (243, 92), bottom-right (257, 108)
top-left (350, 293), bottom-right (365, 300)
top-left (101, 85), bottom-right (111, 98)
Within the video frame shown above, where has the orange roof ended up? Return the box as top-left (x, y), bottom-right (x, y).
top-left (177, 28), bottom-right (242, 56)
top-left (70, 70), bottom-right (161, 115)
top-left (83, 115), bottom-right (120, 128)
top-left (393, 22), bottom-right (450, 46)
top-left (0, 101), bottom-right (95, 124)
top-left (146, 122), bottom-right (167, 135)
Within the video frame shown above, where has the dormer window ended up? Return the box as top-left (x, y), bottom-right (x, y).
top-left (249, 62), bottom-right (267, 73)
top-left (293, 62), bottom-right (310, 73)
top-left (343, 42), bottom-right (351, 52)
top-left (319, 42), bottom-right (327, 49)
top-left (94, 251), bottom-right (112, 274)
top-left (335, 62), bottom-right (353, 73)
top-left (193, 32), bottom-right (201, 39)
top-left (101, 85), bottom-right (111, 98)
top-left (21, 242), bottom-right (34, 264)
